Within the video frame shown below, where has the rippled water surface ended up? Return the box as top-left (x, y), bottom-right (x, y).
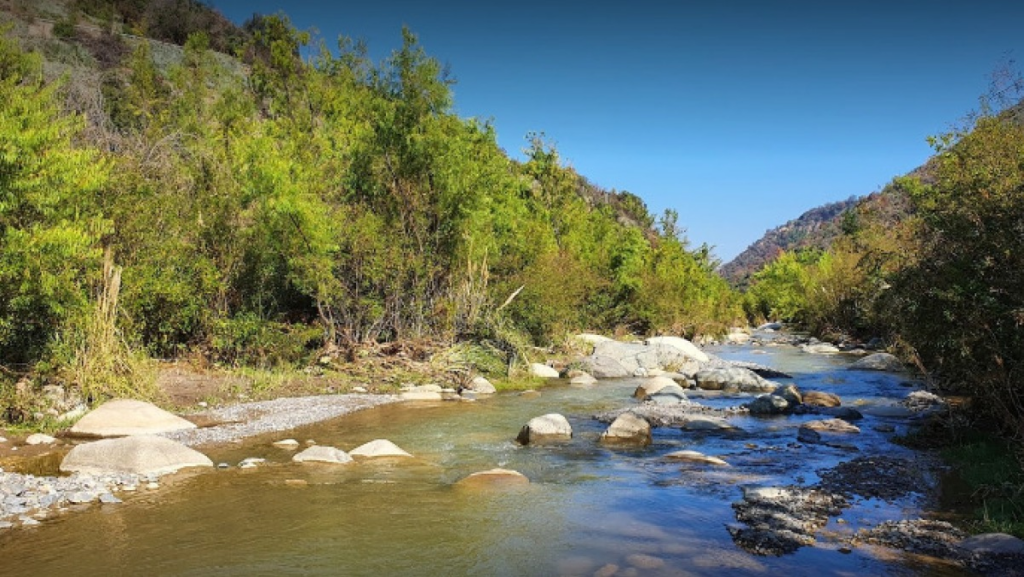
top-left (0, 339), bottom-right (969, 576)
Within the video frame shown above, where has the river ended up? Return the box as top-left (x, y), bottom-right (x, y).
top-left (0, 338), bottom-right (968, 576)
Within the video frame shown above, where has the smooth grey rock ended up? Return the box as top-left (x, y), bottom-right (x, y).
top-left (644, 336), bottom-right (709, 363)
top-left (465, 376), bottom-right (497, 394)
top-left (529, 363), bottom-right (560, 378)
top-left (958, 532), bottom-right (1024, 555)
top-left (25, 433), bottom-right (57, 445)
top-left (292, 446), bottom-right (353, 464)
top-left (680, 416), bottom-right (736, 431)
top-left (600, 413), bottom-right (651, 445)
top-left (580, 355), bottom-right (631, 379)
top-left (819, 407), bottom-right (863, 421)
top-left (69, 399), bottom-right (196, 438)
top-left (774, 385), bottom-right (802, 406)
top-left (516, 413), bottom-right (572, 444)
top-left (757, 322), bottom-right (783, 331)
top-left (590, 341), bottom-right (702, 376)
top-left (850, 353), bottom-right (904, 372)
top-left (272, 439), bottom-right (300, 449)
top-left (61, 435), bottom-right (213, 476)
top-left (695, 367), bottom-right (776, 393)
top-left (802, 343), bottom-right (840, 354)
top-left (664, 450), bottom-right (729, 466)
top-left (647, 390), bottom-right (689, 405)
top-left (569, 372), bottom-right (598, 386)
top-left (633, 376), bottom-right (683, 399)
top-left (798, 419), bottom-right (861, 444)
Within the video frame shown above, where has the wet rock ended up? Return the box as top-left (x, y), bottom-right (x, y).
top-left (801, 343), bottom-right (840, 354)
top-left (644, 336), bottom-right (709, 363)
top-left (273, 438), bottom-right (300, 449)
top-left (774, 384), bottom-right (802, 406)
top-left (797, 419), bottom-right (860, 445)
top-left (600, 413), bottom-right (651, 445)
top-left (516, 413), bottom-right (572, 444)
top-left (817, 456), bottom-right (924, 501)
top-left (850, 353), bottom-right (904, 372)
top-left (238, 458), bottom-right (265, 469)
top-left (69, 399), bottom-right (197, 438)
top-left (728, 360), bottom-right (793, 379)
top-left (902, 390), bottom-right (946, 412)
top-left (817, 407), bottom-right (863, 421)
top-left (61, 435), bottom-right (214, 476)
top-left (633, 376), bottom-right (680, 399)
top-left (680, 415), bottom-right (737, 431)
top-left (747, 394), bottom-right (790, 415)
top-left (465, 376), bottom-right (496, 395)
top-left (861, 405), bottom-right (914, 418)
top-left (456, 468), bottom-right (530, 488)
top-left (529, 363), bottom-right (560, 378)
top-left (695, 367), bottom-right (777, 393)
top-left (593, 563), bottom-right (619, 577)
top-left (25, 433), bottom-right (57, 446)
top-left (729, 485), bottom-right (848, 556)
top-left (349, 439), bottom-right (413, 459)
top-left (802, 391), bottom-right (842, 408)
top-left (663, 450), bottom-right (728, 466)
top-left (646, 389), bottom-right (689, 405)
top-left (580, 355), bottom-right (631, 379)
top-left (758, 322), bottom-right (783, 331)
top-left (959, 533), bottom-right (1024, 555)
top-left (292, 446), bottom-right (353, 464)
top-left (569, 372), bottom-right (598, 386)
top-left (858, 519), bottom-right (966, 559)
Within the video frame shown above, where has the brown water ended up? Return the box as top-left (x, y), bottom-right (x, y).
top-left (0, 342), bottom-right (970, 576)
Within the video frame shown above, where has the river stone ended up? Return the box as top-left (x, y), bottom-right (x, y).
top-left (774, 384), bottom-right (802, 406)
top-left (292, 446), bottom-right (353, 464)
top-left (644, 336), bottom-right (709, 363)
top-left (569, 372), bottom-right (598, 386)
top-left (680, 415), bottom-right (736, 431)
top-left (68, 399), bottom-right (197, 438)
top-left (633, 376), bottom-right (683, 399)
top-left (695, 367), bottom-right (776, 393)
top-left (516, 413), bottom-right (572, 444)
top-left (861, 405), bottom-right (914, 418)
top-left (647, 389), bottom-right (689, 405)
top-left (803, 391), bottom-right (842, 408)
top-left (802, 343), bottom-right (840, 354)
top-left (591, 341), bottom-right (702, 376)
top-left (579, 355), bottom-right (631, 379)
top-left (798, 419), bottom-right (861, 444)
top-left (465, 376), bottom-right (497, 394)
top-left (958, 533), bottom-right (1024, 555)
top-left (60, 435), bottom-right (213, 476)
top-left (747, 394), bottom-right (790, 415)
top-left (819, 407), bottom-right (864, 421)
top-left (25, 433), bottom-right (57, 445)
top-left (725, 329), bottom-right (751, 344)
top-left (849, 353), bottom-right (903, 372)
top-left (530, 363), bottom-right (560, 378)
top-left (273, 438), bottom-right (300, 449)
top-left (664, 450), bottom-right (729, 466)
top-left (349, 439), bottom-right (413, 459)
top-left (600, 412), bottom-right (651, 445)
top-left (400, 390), bottom-right (445, 401)
top-left (456, 468), bottom-right (530, 488)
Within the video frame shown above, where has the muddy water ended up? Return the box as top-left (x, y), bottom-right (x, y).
top-left (0, 339), bottom-right (968, 576)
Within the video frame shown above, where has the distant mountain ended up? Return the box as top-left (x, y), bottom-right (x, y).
top-left (718, 197), bottom-right (860, 288)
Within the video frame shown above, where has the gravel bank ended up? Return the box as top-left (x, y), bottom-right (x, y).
top-left (0, 469), bottom-right (142, 527)
top-left (164, 393), bottom-right (402, 447)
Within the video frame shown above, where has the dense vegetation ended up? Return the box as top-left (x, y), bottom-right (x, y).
top-left (0, 3), bottom-right (742, 413)
top-left (743, 93), bottom-right (1024, 450)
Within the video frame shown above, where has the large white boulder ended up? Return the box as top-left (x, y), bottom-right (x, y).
top-left (68, 399), bottom-right (197, 437)
top-left (644, 336), bottom-right (709, 363)
top-left (516, 413), bottom-right (572, 444)
top-left (529, 363), bottom-right (560, 378)
top-left (349, 439), bottom-right (413, 459)
top-left (465, 376), bottom-right (497, 394)
top-left (695, 367), bottom-right (776, 393)
top-left (60, 435), bottom-right (213, 476)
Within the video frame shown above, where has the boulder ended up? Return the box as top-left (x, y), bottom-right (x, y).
top-left (819, 407), bottom-right (863, 421)
top-left (728, 360), bottom-right (792, 379)
top-left (958, 533), bottom-right (1024, 555)
top-left (349, 439), bottom-right (413, 459)
top-left (647, 389), bottom-right (689, 405)
top-left (850, 353), bottom-right (903, 372)
top-left (757, 322), bottom-right (783, 331)
top-left (579, 355), bottom-right (631, 379)
top-left (747, 394), bottom-right (790, 415)
top-left (802, 391), bottom-right (842, 408)
top-left (600, 413), bottom-right (652, 445)
top-left (529, 363), bottom-right (560, 378)
top-left (273, 438), bottom-right (301, 449)
top-left (456, 468), bottom-right (530, 488)
top-left (725, 329), bottom-right (751, 344)
top-left (60, 435), bottom-right (213, 476)
top-left (774, 384), bottom-right (802, 406)
top-left (633, 376), bottom-right (683, 399)
top-left (68, 399), bottom-right (197, 438)
top-left (679, 415), bottom-right (736, 431)
top-left (591, 341), bottom-right (702, 376)
top-left (797, 419), bottom-right (861, 444)
top-left (292, 446), bottom-right (353, 464)
top-left (663, 450), bottom-right (729, 466)
top-left (644, 336), bottom-right (709, 363)
top-left (516, 413), bottom-right (572, 444)
top-left (802, 343), bottom-right (840, 354)
top-left (569, 372), bottom-right (598, 386)
top-left (25, 433), bottom-right (57, 445)
top-left (465, 376), bottom-right (497, 395)
top-left (694, 367), bottom-right (776, 393)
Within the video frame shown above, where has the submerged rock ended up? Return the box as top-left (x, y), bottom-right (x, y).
top-left (680, 415), bottom-right (737, 431)
top-left (516, 413), bottom-right (572, 444)
top-left (456, 468), bottom-right (530, 489)
top-left (798, 419), bottom-right (861, 445)
top-left (292, 446), bottom-right (353, 464)
top-left (349, 439), bottom-right (413, 459)
top-left (60, 435), bottom-right (213, 476)
top-left (25, 433), bottom-right (57, 446)
top-left (747, 394), bottom-right (790, 415)
top-left (663, 450), bottom-right (729, 466)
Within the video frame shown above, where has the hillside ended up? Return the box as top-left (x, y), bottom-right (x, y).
top-left (718, 196), bottom-right (860, 288)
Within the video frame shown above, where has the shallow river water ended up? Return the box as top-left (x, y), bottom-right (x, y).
top-left (0, 340), bottom-right (969, 576)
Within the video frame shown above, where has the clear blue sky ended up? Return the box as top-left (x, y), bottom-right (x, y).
top-left (210, 0), bottom-right (1024, 262)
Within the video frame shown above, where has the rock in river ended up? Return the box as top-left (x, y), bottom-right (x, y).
top-left (349, 439), bottom-right (413, 459)
top-left (600, 412), bottom-right (651, 445)
top-left (802, 391), bottom-right (842, 408)
top-left (60, 435), bottom-right (213, 476)
top-left (850, 353), bottom-right (904, 372)
top-left (68, 399), bottom-right (197, 438)
top-left (798, 419), bottom-right (861, 445)
top-left (292, 446), bottom-right (353, 464)
top-left (464, 376), bottom-right (497, 394)
top-left (663, 450), bottom-right (729, 466)
top-left (516, 413), bottom-right (572, 444)
top-left (695, 367), bottom-right (776, 393)
top-left (530, 363), bottom-right (560, 378)
top-left (747, 394), bottom-right (790, 415)
top-left (456, 468), bottom-right (530, 489)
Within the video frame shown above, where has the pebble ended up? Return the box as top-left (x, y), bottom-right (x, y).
top-left (147, 482), bottom-right (159, 490)
top-left (217, 462), bottom-right (229, 469)
top-left (238, 458), bottom-right (265, 469)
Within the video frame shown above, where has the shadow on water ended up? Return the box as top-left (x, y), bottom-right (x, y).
top-left (0, 337), bottom-right (972, 576)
